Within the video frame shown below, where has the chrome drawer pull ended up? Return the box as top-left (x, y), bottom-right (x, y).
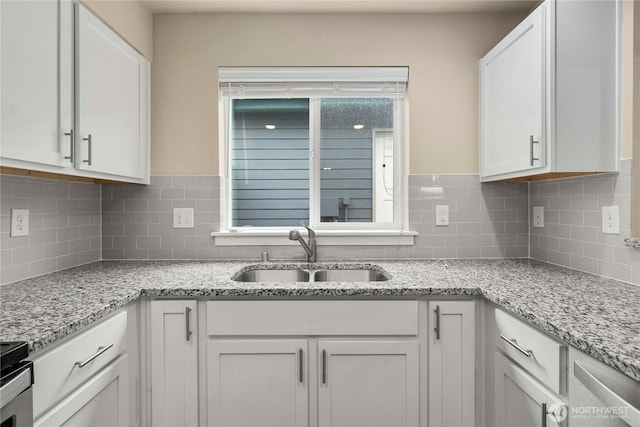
top-left (185, 306), bottom-right (192, 341)
top-left (75, 343), bottom-right (114, 368)
top-left (500, 335), bottom-right (533, 357)
top-left (434, 305), bottom-right (441, 340)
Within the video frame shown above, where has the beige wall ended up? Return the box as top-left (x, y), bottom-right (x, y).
top-left (82, 0), bottom-right (153, 59)
top-left (151, 12), bottom-right (525, 175)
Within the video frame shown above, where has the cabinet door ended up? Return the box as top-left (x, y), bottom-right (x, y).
top-left (0, 0), bottom-right (74, 167)
top-left (495, 352), bottom-right (566, 427)
top-left (207, 339), bottom-right (309, 427)
top-left (76, 4), bottom-right (148, 180)
top-left (318, 340), bottom-right (419, 427)
top-left (35, 355), bottom-right (129, 427)
top-left (150, 300), bottom-right (199, 427)
top-left (428, 301), bottom-right (475, 427)
top-left (479, 3), bottom-right (546, 178)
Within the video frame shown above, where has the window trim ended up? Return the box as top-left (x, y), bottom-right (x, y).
top-left (217, 67), bottom-right (412, 244)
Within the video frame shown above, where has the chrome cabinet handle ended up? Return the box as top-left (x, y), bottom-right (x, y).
top-left (298, 348), bottom-right (304, 384)
top-left (75, 343), bottom-right (114, 368)
top-left (434, 305), bottom-right (441, 340)
top-left (500, 335), bottom-right (533, 358)
top-left (542, 402), bottom-right (547, 427)
top-left (530, 135), bottom-right (540, 166)
top-left (575, 361), bottom-right (640, 427)
top-left (63, 129), bottom-right (74, 163)
top-left (185, 306), bottom-right (192, 341)
top-left (322, 349), bottom-right (327, 385)
top-left (83, 134), bottom-right (92, 165)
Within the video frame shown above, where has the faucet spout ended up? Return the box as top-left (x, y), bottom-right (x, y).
top-left (288, 226), bottom-right (317, 262)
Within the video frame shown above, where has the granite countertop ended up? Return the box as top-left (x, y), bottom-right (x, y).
top-left (0, 259), bottom-right (638, 383)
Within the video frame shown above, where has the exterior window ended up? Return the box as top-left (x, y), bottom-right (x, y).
top-left (220, 67), bottom-right (407, 231)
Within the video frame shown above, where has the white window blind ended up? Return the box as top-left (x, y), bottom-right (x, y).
top-left (219, 67), bottom-right (408, 99)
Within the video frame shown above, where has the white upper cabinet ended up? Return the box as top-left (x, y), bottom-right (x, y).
top-left (76, 4), bottom-right (149, 181)
top-left (0, 1), bottom-right (149, 184)
top-left (0, 0), bottom-right (74, 169)
top-left (479, 0), bottom-right (619, 182)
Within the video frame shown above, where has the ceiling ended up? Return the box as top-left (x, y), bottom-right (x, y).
top-left (143, 0), bottom-right (539, 14)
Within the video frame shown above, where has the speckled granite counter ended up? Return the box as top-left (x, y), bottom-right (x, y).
top-left (1, 259), bottom-right (638, 383)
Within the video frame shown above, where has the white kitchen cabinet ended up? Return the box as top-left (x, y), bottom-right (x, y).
top-left (150, 300), bottom-right (199, 427)
top-left (0, 0), bottom-right (74, 169)
top-left (0, 1), bottom-right (149, 184)
top-left (34, 355), bottom-right (130, 427)
top-left (32, 309), bottom-right (134, 427)
top-left (205, 300), bottom-right (420, 427)
top-left (479, 0), bottom-right (619, 182)
top-left (318, 340), bottom-right (419, 427)
top-left (428, 301), bottom-right (476, 427)
top-left (207, 340), bottom-right (309, 427)
top-left (76, 4), bottom-right (149, 182)
top-left (494, 352), bottom-right (566, 427)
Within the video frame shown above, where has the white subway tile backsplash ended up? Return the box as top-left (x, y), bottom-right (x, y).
top-left (0, 175), bottom-right (101, 285)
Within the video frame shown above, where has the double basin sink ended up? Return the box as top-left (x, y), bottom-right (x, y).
top-left (232, 264), bottom-right (390, 283)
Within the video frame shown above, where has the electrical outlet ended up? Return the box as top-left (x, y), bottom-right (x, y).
top-left (601, 205), bottom-right (620, 234)
top-left (10, 209), bottom-right (29, 237)
top-left (173, 208), bottom-right (194, 229)
top-left (435, 205), bottom-right (449, 226)
top-left (533, 206), bottom-right (544, 228)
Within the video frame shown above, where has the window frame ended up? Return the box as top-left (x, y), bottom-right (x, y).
top-left (217, 67), bottom-right (411, 240)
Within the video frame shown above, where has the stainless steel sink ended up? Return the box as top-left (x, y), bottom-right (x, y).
top-left (232, 269), bottom-right (310, 282)
top-left (231, 264), bottom-right (390, 282)
top-left (313, 269), bottom-right (389, 282)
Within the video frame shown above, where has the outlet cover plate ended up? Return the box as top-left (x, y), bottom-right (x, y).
top-left (11, 209), bottom-right (29, 237)
top-left (533, 206), bottom-right (544, 228)
top-left (173, 208), bottom-right (195, 229)
top-left (602, 205), bottom-right (620, 234)
top-left (435, 205), bottom-right (449, 226)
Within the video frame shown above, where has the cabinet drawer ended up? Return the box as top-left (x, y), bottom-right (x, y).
top-left (207, 300), bottom-right (418, 336)
top-left (495, 309), bottom-right (566, 394)
top-left (33, 311), bottom-right (127, 418)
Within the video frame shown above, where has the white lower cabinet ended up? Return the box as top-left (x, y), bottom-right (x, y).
top-left (149, 300), bottom-right (199, 427)
top-left (205, 300), bottom-right (421, 427)
top-left (495, 352), bottom-right (566, 427)
top-left (207, 340), bottom-right (309, 427)
top-left (318, 340), bottom-right (419, 427)
top-left (32, 309), bottom-right (134, 427)
top-left (34, 355), bottom-right (129, 427)
top-left (428, 301), bottom-right (476, 427)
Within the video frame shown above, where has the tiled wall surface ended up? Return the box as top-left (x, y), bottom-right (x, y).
top-left (102, 176), bottom-right (221, 260)
top-left (405, 174), bottom-right (529, 259)
top-left (530, 159), bottom-right (639, 285)
top-left (0, 175), bottom-right (101, 284)
top-left (2, 164), bottom-right (637, 285)
top-left (101, 173), bottom-right (529, 261)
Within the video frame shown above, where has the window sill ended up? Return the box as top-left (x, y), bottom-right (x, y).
top-left (211, 229), bottom-right (417, 246)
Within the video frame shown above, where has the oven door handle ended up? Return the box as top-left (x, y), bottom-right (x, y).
top-left (0, 365), bottom-right (32, 409)
top-left (574, 361), bottom-right (640, 427)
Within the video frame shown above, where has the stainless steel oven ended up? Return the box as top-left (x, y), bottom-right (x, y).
top-left (0, 342), bottom-right (33, 427)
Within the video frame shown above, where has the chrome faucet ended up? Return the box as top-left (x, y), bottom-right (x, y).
top-left (288, 226), bottom-right (316, 262)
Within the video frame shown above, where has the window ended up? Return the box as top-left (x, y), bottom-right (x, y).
top-left (219, 67), bottom-right (408, 233)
